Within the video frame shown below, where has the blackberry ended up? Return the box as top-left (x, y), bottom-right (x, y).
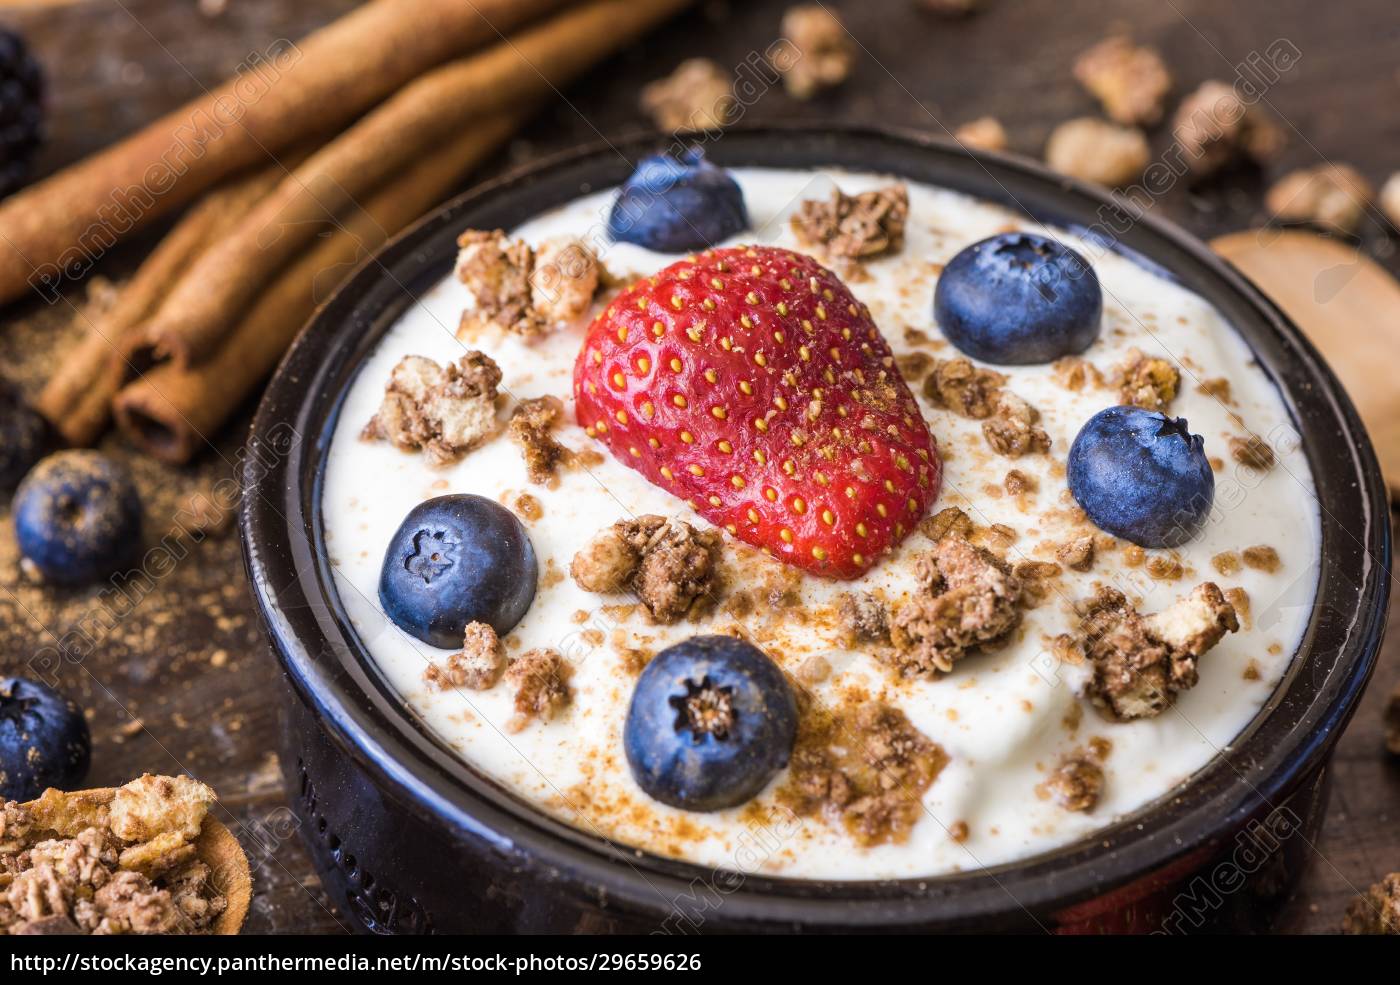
top-left (0, 27), bottom-right (43, 199)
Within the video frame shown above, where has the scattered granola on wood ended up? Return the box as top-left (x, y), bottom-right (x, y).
top-left (774, 5), bottom-right (856, 100)
top-left (954, 116), bottom-right (1008, 152)
top-left (1171, 80), bottom-right (1285, 178)
top-left (1265, 163), bottom-right (1374, 234)
top-left (1342, 873), bottom-right (1400, 935)
top-left (1045, 117), bottom-right (1149, 187)
top-left (1072, 36), bottom-right (1173, 127)
top-left (640, 58), bottom-right (734, 132)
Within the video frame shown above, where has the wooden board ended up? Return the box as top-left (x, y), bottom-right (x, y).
top-left (0, 0), bottom-right (1396, 936)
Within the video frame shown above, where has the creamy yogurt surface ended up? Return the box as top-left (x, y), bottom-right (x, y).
top-left (320, 167), bottom-right (1319, 880)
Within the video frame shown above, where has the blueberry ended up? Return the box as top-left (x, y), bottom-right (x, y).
top-left (378, 494), bottom-right (538, 648)
top-left (0, 678), bottom-right (90, 801)
top-left (1068, 406), bottom-right (1215, 548)
top-left (14, 451), bottom-right (142, 585)
top-left (934, 232), bottom-right (1103, 364)
top-left (624, 635), bottom-right (797, 812)
top-left (607, 148), bottom-right (748, 253)
top-left (0, 378), bottom-right (49, 490)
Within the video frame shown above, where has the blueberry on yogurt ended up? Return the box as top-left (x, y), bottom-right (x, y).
top-left (0, 378), bottom-right (49, 490)
top-left (607, 148), bottom-right (748, 253)
top-left (624, 635), bottom-right (797, 812)
top-left (934, 232), bottom-right (1102, 364)
top-left (0, 677), bottom-right (91, 801)
top-left (378, 494), bottom-right (538, 648)
top-left (1069, 406), bottom-right (1215, 548)
top-left (14, 451), bottom-right (142, 584)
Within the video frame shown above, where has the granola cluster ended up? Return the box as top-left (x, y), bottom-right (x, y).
top-left (361, 352), bottom-right (501, 466)
top-left (887, 534), bottom-right (1024, 677)
top-left (1072, 36), bottom-right (1173, 126)
top-left (1342, 873), bottom-right (1400, 935)
top-left (571, 516), bottom-right (723, 623)
top-left (1045, 117), bottom-right (1150, 187)
top-left (921, 358), bottom-right (1051, 457)
top-left (1041, 747), bottom-right (1106, 813)
top-left (1172, 80), bottom-right (1285, 179)
top-left (1114, 349), bottom-right (1180, 412)
top-left (424, 621), bottom-right (505, 692)
top-left (456, 230), bottom-right (601, 338)
top-left (508, 395), bottom-right (569, 484)
top-left (774, 5), bottom-right (855, 100)
top-left (505, 648), bottom-right (573, 732)
top-left (1265, 163), bottom-right (1374, 234)
top-left (1076, 583), bottom-right (1239, 720)
top-left (641, 58), bottom-right (734, 132)
top-left (0, 776), bottom-right (228, 936)
top-left (790, 184), bottom-right (909, 268)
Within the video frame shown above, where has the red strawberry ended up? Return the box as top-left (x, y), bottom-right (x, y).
top-left (573, 246), bottom-right (941, 579)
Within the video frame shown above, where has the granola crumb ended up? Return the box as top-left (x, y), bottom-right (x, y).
top-left (361, 352), bottom-right (501, 466)
top-left (954, 116), bottom-right (1008, 152)
top-left (796, 654), bottom-right (831, 686)
top-left (775, 5), bottom-right (855, 100)
top-left (1172, 80), bottom-right (1285, 178)
top-left (982, 390), bottom-right (1051, 458)
top-left (887, 535), bottom-right (1023, 677)
top-left (922, 358), bottom-right (1006, 418)
top-left (504, 649), bottom-right (572, 731)
top-left (1266, 164), bottom-right (1374, 234)
top-left (837, 591), bottom-right (890, 645)
top-left (571, 516), bottom-right (722, 623)
top-left (424, 622), bottom-right (505, 691)
top-left (1072, 36), bottom-right (1172, 126)
top-left (1211, 551), bottom-right (1241, 576)
top-left (1225, 587), bottom-right (1251, 630)
top-left (1041, 749), bottom-right (1105, 812)
top-left (1342, 873), bottom-right (1400, 935)
top-left (791, 184), bottom-right (909, 266)
top-left (1198, 377), bottom-right (1233, 403)
top-left (1045, 117), bottom-right (1149, 187)
top-left (1114, 348), bottom-right (1179, 411)
top-left (1052, 355), bottom-right (1103, 392)
top-left (1229, 434), bottom-right (1276, 471)
top-left (948, 820), bottom-right (970, 842)
top-left (456, 230), bottom-right (600, 337)
top-left (641, 58), bottom-right (734, 132)
top-left (895, 350), bottom-right (935, 383)
top-left (508, 395), bottom-right (568, 485)
top-left (1146, 553), bottom-right (1184, 580)
top-left (1080, 582), bottom-right (1239, 720)
top-left (919, 505), bottom-right (974, 542)
top-left (1057, 535), bottom-right (1096, 572)
top-left (1004, 469), bottom-right (1038, 496)
top-left (1241, 545), bottom-right (1280, 573)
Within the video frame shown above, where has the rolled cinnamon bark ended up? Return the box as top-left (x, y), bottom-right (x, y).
top-left (112, 113), bottom-right (526, 464)
top-left (34, 163), bottom-right (288, 446)
top-left (137, 0), bottom-right (694, 369)
top-left (0, 0), bottom-right (576, 306)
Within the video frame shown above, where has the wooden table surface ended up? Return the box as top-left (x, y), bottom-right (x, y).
top-left (0, 0), bottom-right (1395, 935)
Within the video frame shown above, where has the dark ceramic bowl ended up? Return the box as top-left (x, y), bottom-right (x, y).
top-left (240, 126), bottom-right (1391, 934)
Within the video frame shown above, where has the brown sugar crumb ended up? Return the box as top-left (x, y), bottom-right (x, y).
top-left (424, 622), bottom-right (505, 691)
top-left (511, 491), bottom-right (543, 522)
top-left (0, 776), bottom-right (227, 936)
top-left (1146, 554), bottom-right (1184, 580)
top-left (640, 58), bottom-right (733, 132)
top-left (1004, 469), bottom-right (1038, 496)
top-left (982, 390), bottom-right (1052, 458)
top-left (922, 358), bottom-right (1005, 418)
top-left (1057, 535), bottom-right (1096, 572)
top-left (1114, 349), bottom-right (1179, 411)
top-left (954, 116), bottom-right (1008, 152)
top-left (504, 648), bottom-right (572, 731)
top-left (1041, 749), bottom-right (1106, 813)
top-left (1266, 164), bottom-right (1374, 235)
top-left (1045, 117), bottom-right (1149, 187)
top-left (948, 820), bottom-right (969, 843)
top-left (1079, 582), bottom-right (1239, 721)
top-left (1198, 377), bottom-right (1233, 403)
top-left (1052, 355), bottom-right (1104, 392)
top-left (1229, 434), bottom-right (1276, 471)
top-left (361, 352), bottom-right (501, 466)
top-left (887, 535), bottom-right (1023, 677)
top-left (777, 701), bottom-right (947, 848)
top-left (1241, 545), bottom-right (1281, 573)
top-left (1172, 80), bottom-right (1285, 179)
top-left (456, 230), bottom-right (600, 338)
top-left (774, 5), bottom-right (855, 100)
top-left (1242, 659), bottom-right (1261, 681)
top-left (1225, 587), bottom-right (1251, 631)
top-left (791, 184), bottom-right (909, 267)
top-left (919, 505), bottom-right (974, 542)
top-left (508, 395), bottom-right (568, 484)
top-left (570, 515), bottom-right (722, 623)
top-left (1072, 36), bottom-right (1173, 126)
top-left (837, 591), bottom-right (890, 646)
top-left (1342, 873), bottom-right (1400, 935)
top-left (1385, 684), bottom-right (1400, 756)
top-left (1122, 544), bottom-right (1146, 567)
top-left (1211, 551), bottom-right (1241, 576)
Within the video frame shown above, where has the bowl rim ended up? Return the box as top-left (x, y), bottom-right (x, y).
top-left (240, 123), bottom-right (1391, 929)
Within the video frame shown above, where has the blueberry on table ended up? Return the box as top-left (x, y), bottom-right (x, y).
top-left (14, 451), bottom-right (142, 585)
top-left (624, 635), bottom-right (798, 812)
top-left (1069, 406), bottom-right (1215, 548)
top-left (934, 232), bottom-right (1102, 364)
top-left (0, 677), bottom-right (90, 801)
top-left (607, 148), bottom-right (748, 253)
top-left (378, 494), bottom-right (538, 648)
top-left (0, 378), bottom-right (49, 490)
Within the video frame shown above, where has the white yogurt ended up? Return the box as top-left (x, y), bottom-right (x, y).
top-left (320, 168), bottom-right (1319, 880)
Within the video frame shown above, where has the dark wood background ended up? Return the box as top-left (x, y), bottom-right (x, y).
top-left (0, 0), bottom-right (1395, 934)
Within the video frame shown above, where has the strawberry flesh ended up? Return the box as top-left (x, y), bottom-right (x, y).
top-left (573, 246), bottom-right (940, 579)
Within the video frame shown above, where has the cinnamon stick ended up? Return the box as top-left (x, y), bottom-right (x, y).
top-left (111, 113), bottom-right (527, 465)
top-left (0, 0), bottom-right (576, 306)
top-left (136, 0), bottom-right (693, 370)
top-left (34, 162), bottom-right (289, 446)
